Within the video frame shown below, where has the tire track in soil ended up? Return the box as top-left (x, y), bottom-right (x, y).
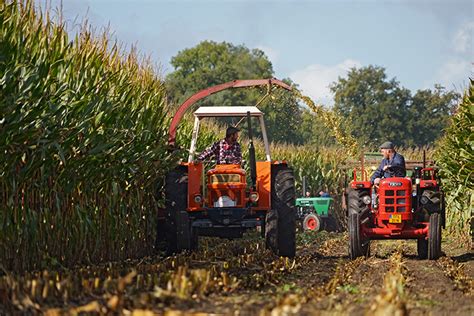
top-left (297, 239), bottom-right (474, 316)
top-left (179, 232), bottom-right (349, 315)
top-left (298, 241), bottom-right (392, 315)
top-left (402, 242), bottom-right (474, 316)
top-left (3, 233), bottom-right (472, 315)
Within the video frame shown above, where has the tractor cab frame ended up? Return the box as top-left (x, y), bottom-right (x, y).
top-left (188, 106), bottom-right (271, 162)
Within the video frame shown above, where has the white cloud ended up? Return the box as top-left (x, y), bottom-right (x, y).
top-left (431, 59), bottom-right (473, 91)
top-left (290, 59), bottom-right (362, 105)
top-left (453, 21), bottom-right (474, 54)
top-left (255, 45), bottom-right (279, 63)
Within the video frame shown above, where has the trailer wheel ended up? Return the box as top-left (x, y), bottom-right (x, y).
top-left (266, 165), bottom-right (296, 258)
top-left (303, 213), bottom-right (321, 231)
top-left (164, 169), bottom-right (197, 254)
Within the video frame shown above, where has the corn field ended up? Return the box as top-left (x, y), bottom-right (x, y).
top-left (0, 0), bottom-right (174, 271)
top-left (1, 1), bottom-right (473, 315)
top-left (436, 80), bottom-right (474, 244)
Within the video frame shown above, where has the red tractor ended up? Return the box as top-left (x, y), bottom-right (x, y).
top-left (347, 162), bottom-right (445, 260)
top-left (158, 79), bottom-right (296, 257)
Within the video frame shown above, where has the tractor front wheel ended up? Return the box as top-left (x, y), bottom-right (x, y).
top-left (417, 238), bottom-right (428, 259)
top-left (303, 213), bottom-right (321, 232)
top-left (347, 189), bottom-right (370, 259)
top-left (417, 212), bottom-right (442, 260)
top-left (348, 213), bottom-right (370, 259)
top-left (428, 212), bottom-right (442, 260)
top-left (265, 166), bottom-right (296, 258)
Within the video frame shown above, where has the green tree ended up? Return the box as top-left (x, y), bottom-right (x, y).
top-left (331, 65), bottom-right (411, 147)
top-left (330, 65), bottom-right (459, 148)
top-left (166, 41), bottom-right (302, 144)
top-left (298, 109), bottom-right (336, 147)
top-left (408, 85), bottom-right (460, 146)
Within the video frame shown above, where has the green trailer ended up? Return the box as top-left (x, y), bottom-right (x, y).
top-left (296, 197), bottom-right (337, 231)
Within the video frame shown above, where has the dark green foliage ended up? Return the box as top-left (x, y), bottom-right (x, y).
top-left (331, 65), bottom-right (460, 148)
top-left (166, 41), bottom-right (303, 144)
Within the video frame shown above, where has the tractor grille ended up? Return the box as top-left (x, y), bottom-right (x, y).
top-left (383, 189), bottom-right (408, 212)
top-left (210, 174), bottom-right (241, 183)
top-left (211, 190), bottom-right (242, 207)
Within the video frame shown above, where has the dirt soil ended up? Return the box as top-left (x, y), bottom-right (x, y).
top-left (1, 231), bottom-right (472, 315)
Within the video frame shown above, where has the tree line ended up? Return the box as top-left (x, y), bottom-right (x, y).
top-left (166, 41), bottom-right (460, 148)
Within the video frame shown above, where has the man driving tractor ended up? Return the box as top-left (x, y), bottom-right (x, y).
top-left (371, 141), bottom-right (406, 185)
top-left (196, 126), bottom-right (242, 165)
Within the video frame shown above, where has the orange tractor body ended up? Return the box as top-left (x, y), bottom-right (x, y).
top-left (157, 79), bottom-right (297, 257)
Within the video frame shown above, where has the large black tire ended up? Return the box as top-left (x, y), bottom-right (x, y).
top-left (348, 213), bottom-right (370, 259)
top-left (417, 212), bottom-right (442, 260)
top-left (265, 165), bottom-right (296, 258)
top-left (155, 217), bottom-right (167, 252)
top-left (417, 238), bottom-right (428, 259)
top-left (348, 188), bottom-right (370, 216)
top-left (428, 212), bottom-right (442, 260)
top-left (347, 188), bottom-right (370, 259)
top-left (164, 169), bottom-right (197, 254)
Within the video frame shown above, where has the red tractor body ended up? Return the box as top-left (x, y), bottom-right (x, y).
top-left (348, 165), bottom-right (445, 260)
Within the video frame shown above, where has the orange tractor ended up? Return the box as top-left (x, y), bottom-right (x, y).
top-left (158, 79), bottom-right (296, 257)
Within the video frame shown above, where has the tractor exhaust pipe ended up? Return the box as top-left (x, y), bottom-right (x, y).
top-left (423, 150), bottom-right (426, 169)
top-left (247, 111), bottom-right (257, 190)
top-left (302, 176), bottom-right (306, 196)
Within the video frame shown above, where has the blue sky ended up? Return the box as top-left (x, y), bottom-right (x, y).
top-left (37, 0), bottom-right (472, 104)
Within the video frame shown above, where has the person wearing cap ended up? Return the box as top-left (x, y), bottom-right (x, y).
top-left (370, 141), bottom-right (406, 185)
top-left (196, 126), bottom-right (242, 165)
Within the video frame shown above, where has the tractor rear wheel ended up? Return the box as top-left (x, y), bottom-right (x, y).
top-left (164, 169), bottom-right (197, 254)
top-left (428, 212), bottom-right (442, 260)
top-left (348, 188), bottom-right (370, 216)
top-left (266, 165), bottom-right (296, 258)
top-left (347, 188), bottom-right (370, 259)
top-left (303, 213), bottom-right (321, 231)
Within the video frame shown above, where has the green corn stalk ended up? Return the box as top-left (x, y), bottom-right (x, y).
top-left (436, 79), bottom-right (473, 244)
top-left (0, 0), bottom-right (173, 272)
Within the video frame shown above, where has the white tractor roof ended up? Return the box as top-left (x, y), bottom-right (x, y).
top-left (193, 106), bottom-right (263, 118)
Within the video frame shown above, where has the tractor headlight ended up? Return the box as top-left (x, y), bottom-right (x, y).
top-left (249, 192), bottom-right (259, 202)
top-left (362, 195), bottom-right (371, 205)
top-left (194, 194), bottom-right (202, 203)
